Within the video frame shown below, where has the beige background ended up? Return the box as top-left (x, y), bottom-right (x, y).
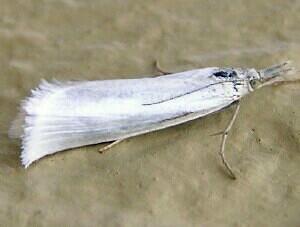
top-left (0, 0), bottom-right (299, 226)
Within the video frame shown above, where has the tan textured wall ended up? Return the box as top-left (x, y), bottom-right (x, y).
top-left (0, 0), bottom-right (299, 226)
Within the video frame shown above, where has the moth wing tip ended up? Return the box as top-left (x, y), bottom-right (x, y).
top-left (21, 151), bottom-right (34, 168)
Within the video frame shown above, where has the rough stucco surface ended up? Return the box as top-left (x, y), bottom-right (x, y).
top-left (0, 0), bottom-right (299, 226)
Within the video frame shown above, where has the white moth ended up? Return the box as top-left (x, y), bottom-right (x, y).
top-left (10, 61), bottom-right (296, 178)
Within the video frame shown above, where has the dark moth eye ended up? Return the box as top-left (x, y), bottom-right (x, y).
top-left (250, 80), bottom-right (257, 88)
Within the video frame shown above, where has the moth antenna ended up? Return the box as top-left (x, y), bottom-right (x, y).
top-left (259, 61), bottom-right (295, 80)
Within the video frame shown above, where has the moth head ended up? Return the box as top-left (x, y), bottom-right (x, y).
top-left (240, 61), bottom-right (296, 91)
top-left (213, 61), bottom-right (296, 92)
top-left (237, 68), bottom-right (261, 91)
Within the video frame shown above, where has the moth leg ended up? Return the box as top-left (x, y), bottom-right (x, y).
top-left (99, 139), bottom-right (124, 154)
top-left (219, 101), bottom-right (240, 180)
top-left (154, 60), bottom-right (172, 75)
